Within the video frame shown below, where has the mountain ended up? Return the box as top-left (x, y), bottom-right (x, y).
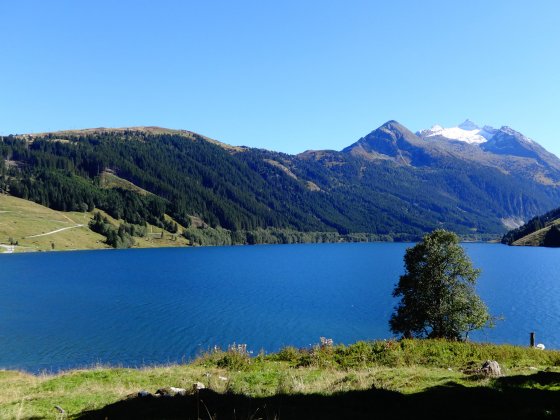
top-left (415, 120), bottom-right (560, 186)
top-left (341, 120), bottom-right (438, 165)
top-left (316, 120), bottom-right (560, 229)
top-left (481, 126), bottom-right (560, 170)
top-left (1, 121), bottom-right (560, 247)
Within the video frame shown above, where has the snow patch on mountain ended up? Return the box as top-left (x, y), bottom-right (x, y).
top-left (500, 126), bottom-right (536, 144)
top-left (419, 120), bottom-right (496, 144)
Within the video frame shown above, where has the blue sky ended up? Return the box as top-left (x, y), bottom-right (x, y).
top-left (1, 0), bottom-right (559, 155)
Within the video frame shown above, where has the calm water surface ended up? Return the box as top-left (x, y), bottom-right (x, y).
top-left (0, 243), bottom-right (558, 372)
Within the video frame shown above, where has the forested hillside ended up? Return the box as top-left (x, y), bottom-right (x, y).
top-left (502, 206), bottom-right (560, 247)
top-left (0, 130), bottom-right (374, 239)
top-left (1, 123), bottom-right (560, 247)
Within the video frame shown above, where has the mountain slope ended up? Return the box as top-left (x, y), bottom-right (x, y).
top-left (0, 194), bottom-right (189, 252)
top-left (416, 121), bottom-right (560, 185)
top-left (342, 120), bottom-right (441, 165)
top-left (2, 121), bottom-right (560, 246)
top-left (502, 205), bottom-right (560, 247)
top-left (326, 120), bottom-right (560, 225)
top-left (0, 194), bottom-right (106, 252)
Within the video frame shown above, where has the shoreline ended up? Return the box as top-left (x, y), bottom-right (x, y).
top-left (1, 337), bottom-right (556, 376)
top-left (0, 236), bottom-right (503, 255)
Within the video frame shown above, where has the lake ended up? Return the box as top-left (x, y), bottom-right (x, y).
top-left (0, 242), bottom-right (559, 372)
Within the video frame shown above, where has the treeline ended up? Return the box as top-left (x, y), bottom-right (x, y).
top-left (501, 206), bottom-right (560, 245)
top-left (543, 225), bottom-right (560, 247)
top-left (89, 212), bottom-right (149, 248)
top-left (7, 168), bottom-right (170, 228)
top-left (182, 226), bottom-right (411, 247)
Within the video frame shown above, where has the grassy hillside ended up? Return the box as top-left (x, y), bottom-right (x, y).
top-left (0, 194), bottom-right (107, 252)
top-left (0, 194), bottom-right (189, 252)
top-left (98, 170), bottom-right (152, 196)
top-left (1, 340), bottom-right (559, 419)
top-left (503, 205), bottom-right (560, 246)
top-left (512, 219), bottom-right (560, 246)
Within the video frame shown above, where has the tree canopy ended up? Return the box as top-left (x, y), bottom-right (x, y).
top-left (389, 229), bottom-right (491, 340)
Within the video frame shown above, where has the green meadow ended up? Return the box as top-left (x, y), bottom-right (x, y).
top-left (1, 339), bottom-right (559, 419)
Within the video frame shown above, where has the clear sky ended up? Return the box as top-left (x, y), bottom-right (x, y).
top-left (1, 0), bottom-right (559, 155)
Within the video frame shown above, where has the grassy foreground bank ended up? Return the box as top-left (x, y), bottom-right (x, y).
top-left (1, 340), bottom-right (560, 419)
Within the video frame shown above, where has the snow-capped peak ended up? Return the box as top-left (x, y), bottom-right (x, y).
top-left (419, 120), bottom-right (496, 144)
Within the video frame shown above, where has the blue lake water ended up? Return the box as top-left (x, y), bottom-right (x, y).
top-left (0, 242), bottom-right (559, 372)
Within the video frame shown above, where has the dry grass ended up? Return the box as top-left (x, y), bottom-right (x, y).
top-left (98, 171), bottom-right (152, 196)
top-left (0, 195), bottom-right (108, 252)
top-left (512, 219), bottom-right (560, 246)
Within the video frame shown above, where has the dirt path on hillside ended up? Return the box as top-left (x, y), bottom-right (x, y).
top-left (25, 224), bottom-right (84, 238)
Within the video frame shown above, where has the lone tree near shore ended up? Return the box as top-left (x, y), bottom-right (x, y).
top-left (390, 229), bottom-right (491, 340)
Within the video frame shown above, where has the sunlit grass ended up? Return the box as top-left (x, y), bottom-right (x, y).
top-left (0, 194), bottom-right (189, 252)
